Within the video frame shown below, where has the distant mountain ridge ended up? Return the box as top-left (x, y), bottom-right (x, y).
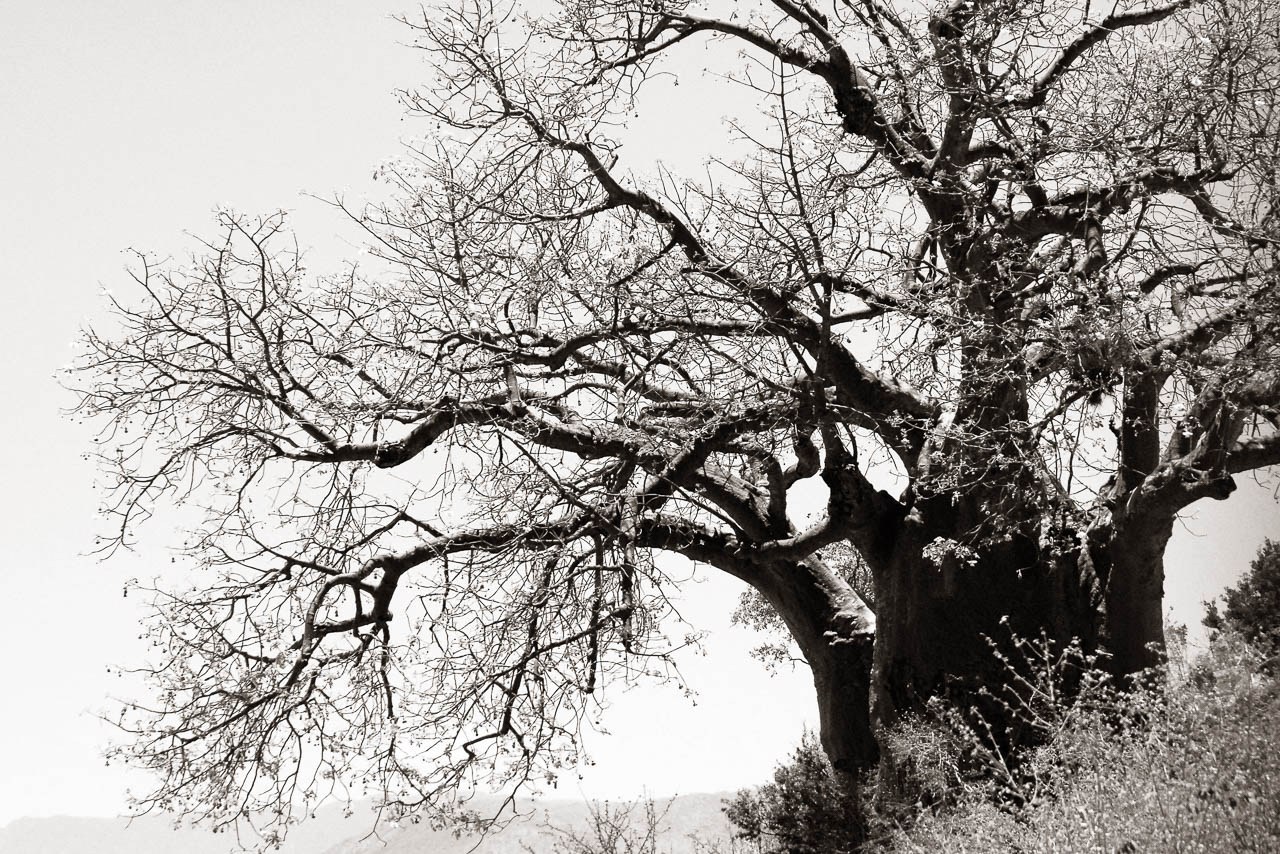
top-left (0, 793), bottom-right (734, 854)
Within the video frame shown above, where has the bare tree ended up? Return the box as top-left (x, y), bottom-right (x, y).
top-left (72, 0), bottom-right (1280, 839)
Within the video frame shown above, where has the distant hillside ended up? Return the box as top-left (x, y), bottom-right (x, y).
top-left (0, 793), bottom-right (734, 854)
top-left (0, 805), bottom-right (360, 854)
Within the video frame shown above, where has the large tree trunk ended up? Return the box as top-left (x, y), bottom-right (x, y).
top-left (756, 557), bottom-right (879, 771)
top-left (1097, 513), bottom-right (1175, 675)
top-left (867, 498), bottom-right (1177, 738)
top-left (868, 498), bottom-right (1103, 736)
top-left (810, 632), bottom-right (877, 773)
top-left (757, 501), bottom-right (1175, 774)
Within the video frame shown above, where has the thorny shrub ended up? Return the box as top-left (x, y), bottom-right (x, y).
top-left (532, 798), bottom-right (674, 854)
top-left (878, 631), bottom-right (1280, 853)
top-left (890, 627), bottom-right (1139, 810)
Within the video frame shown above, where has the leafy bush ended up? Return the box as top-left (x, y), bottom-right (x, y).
top-left (723, 731), bottom-right (867, 854)
top-left (1205, 538), bottom-right (1280, 672)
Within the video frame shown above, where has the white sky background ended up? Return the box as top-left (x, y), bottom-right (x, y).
top-left (1, 0), bottom-right (1277, 829)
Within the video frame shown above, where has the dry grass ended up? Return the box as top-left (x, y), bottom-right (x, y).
top-left (875, 634), bottom-right (1280, 853)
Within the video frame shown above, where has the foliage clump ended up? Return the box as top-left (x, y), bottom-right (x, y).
top-left (724, 730), bottom-right (866, 854)
top-left (1205, 539), bottom-right (1280, 672)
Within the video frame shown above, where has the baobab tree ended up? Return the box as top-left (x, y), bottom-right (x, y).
top-left (74, 0), bottom-right (1279, 835)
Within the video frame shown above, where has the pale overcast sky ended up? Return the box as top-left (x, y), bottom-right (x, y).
top-left (1, 0), bottom-right (1276, 830)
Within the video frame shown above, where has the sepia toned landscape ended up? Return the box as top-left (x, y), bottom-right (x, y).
top-left (3, 0), bottom-right (1280, 851)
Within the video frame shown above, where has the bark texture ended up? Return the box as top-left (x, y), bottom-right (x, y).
top-left (768, 493), bottom-right (1184, 770)
top-left (755, 557), bottom-right (880, 769)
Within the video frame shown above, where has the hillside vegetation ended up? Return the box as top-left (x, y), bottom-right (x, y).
top-left (873, 640), bottom-right (1279, 853)
top-left (706, 633), bottom-right (1280, 854)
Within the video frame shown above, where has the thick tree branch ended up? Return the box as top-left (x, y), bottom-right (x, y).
top-left (1228, 433), bottom-right (1280, 474)
top-left (484, 89), bottom-right (937, 460)
top-left (1010, 0), bottom-right (1193, 109)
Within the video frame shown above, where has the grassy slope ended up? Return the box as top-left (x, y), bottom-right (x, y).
top-left (878, 641), bottom-right (1280, 853)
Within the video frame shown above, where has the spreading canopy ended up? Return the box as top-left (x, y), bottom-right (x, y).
top-left (73, 0), bottom-right (1280, 837)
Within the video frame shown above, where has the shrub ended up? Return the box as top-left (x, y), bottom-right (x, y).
top-left (878, 628), bottom-right (1125, 815)
top-left (726, 628), bottom-right (1280, 854)
top-left (724, 731), bottom-right (867, 854)
top-left (880, 634), bottom-right (1280, 853)
top-left (1205, 538), bottom-right (1280, 672)
top-left (534, 798), bottom-right (674, 854)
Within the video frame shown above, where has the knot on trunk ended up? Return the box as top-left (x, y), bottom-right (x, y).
top-left (824, 608), bottom-right (870, 644)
